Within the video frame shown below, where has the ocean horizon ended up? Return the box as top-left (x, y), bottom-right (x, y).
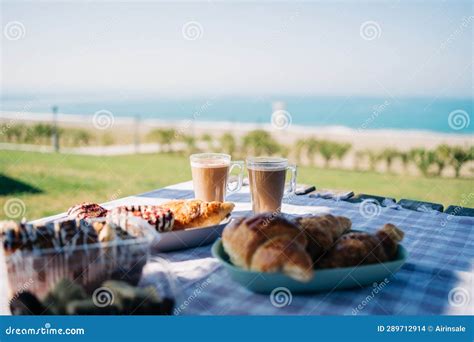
top-left (1, 95), bottom-right (472, 135)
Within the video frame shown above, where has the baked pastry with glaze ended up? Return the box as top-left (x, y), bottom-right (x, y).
top-left (222, 213), bottom-right (313, 282)
top-left (93, 222), bottom-right (116, 242)
top-left (1, 220), bottom-right (24, 255)
top-left (53, 219), bottom-right (78, 247)
top-left (294, 214), bottom-right (352, 262)
top-left (161, 200), bottom-right (234, 230)
top-left (0, 220), bottom-right (18, 235)
top-left (66, 200), bottom-right (233, 231)
top-left (1, 218), bottom-right (103, 255)
top-left (30, 223), bottom-right (58, 250)
top-left (109, 205), bottom-right (174, 232)
top-left (67, 202), bottom-right (108, 219)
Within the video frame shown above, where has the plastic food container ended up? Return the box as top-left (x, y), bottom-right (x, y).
top-left (3, 218), bottom-right (153, 300)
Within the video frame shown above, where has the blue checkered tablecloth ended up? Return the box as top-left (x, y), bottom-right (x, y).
top-left (2, 181), bottom-right (471, 315)
top-left (112, 181), bottom-right (473, 316)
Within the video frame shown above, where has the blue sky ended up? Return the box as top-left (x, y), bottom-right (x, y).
top-left (1, 0), bottom-right (472, 98)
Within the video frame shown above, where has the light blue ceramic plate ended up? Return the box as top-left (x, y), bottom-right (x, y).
top-left (151, 218), bottom-right (232, 252)
top-left (212, 238), bottom-right (408, 294)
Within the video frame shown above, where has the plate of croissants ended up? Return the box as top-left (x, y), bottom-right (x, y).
top-left (66, 199), bottom-right (235, 252)
top-left (213, 213), bottom-right (407, 293)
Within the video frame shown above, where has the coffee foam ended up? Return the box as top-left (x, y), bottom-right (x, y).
top-left (247, 165), bottom-right (286, 171)
top-left (191, 160), bottom-right (230, 168)
top-left (246, 157), bottom-right (287, 171)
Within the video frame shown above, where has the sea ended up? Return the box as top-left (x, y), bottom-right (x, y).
top-left (1, 95), bottom-right (473, 135)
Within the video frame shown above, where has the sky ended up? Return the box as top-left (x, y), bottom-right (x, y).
top-left (0, 0), bottom-right (473, 99)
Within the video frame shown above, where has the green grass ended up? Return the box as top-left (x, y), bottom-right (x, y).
top-left (1, 150), bottom-right (472, 220)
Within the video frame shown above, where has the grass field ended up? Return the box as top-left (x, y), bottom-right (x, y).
top-left (1, 150), bottom-right (473, 220)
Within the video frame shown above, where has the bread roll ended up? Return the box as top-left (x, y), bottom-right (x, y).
top-left (316, 223), bottom-right (404, 268)
top-left (222, 213), bottom-right (313, 282)
top-left (294, 214), bottom-right (352, 262)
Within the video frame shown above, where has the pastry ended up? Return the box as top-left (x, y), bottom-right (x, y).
top-left (10, 279), bottom-right (175, 316)
top-left (161, 199), bottom-right (234, 230)
top-left (43, 279), bottom-right (87, 314)
top-left (1, 220), bottom-right (24, 255)
top-left (373, 223), bottom-right (404, 260)
top-left (29, 223), bottom-right (57, 250)
top-left (0, 220), bottom-right (18, 234)
top-left (66, 199), bottom-right (233, 231)
top-left (53, 219), bottom-right (78, 247)
top-left (77, 220), bottom-right (99, 245)
top-left (222, 213), bottom-right (313, 282)
top-left (0, 221), bottom-right (54, 254)
top-left (317, 223), bottom-right (404, 268)
top-left (52, 219), bottom-right (98, 248)
top-left (294, 214), bottom-right (352, 262)
top-left (109, 205), bottom-right (174, 233)
top-left (97, 222), bottom-right (116, 242)
top-left (250, 235), bottom-right (314, 282)
top-left (1, 218), bottom-right (105, 255)
top-left (66, 300), bottom-right (120, 315)
top-left (66, 202), bottom-right (108, 219)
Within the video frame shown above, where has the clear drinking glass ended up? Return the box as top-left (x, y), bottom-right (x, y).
top-left (190, 153), bottom-right (244, 202)
top-left (246, 156), bottom-right (297, 213)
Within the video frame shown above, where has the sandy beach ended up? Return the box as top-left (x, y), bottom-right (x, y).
top-left (1, 110), bottom-right (472, 151)
top-left (2, 110), bottom-right (472, 178)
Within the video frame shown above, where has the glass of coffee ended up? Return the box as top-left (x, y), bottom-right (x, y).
top-left (246, 156), bottom-right (297, 214)
top-left (190, 153), bottom-right (244, 202)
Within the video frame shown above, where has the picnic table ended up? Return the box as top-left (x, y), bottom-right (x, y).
top-left (1, 181), bottom-right (473, 315)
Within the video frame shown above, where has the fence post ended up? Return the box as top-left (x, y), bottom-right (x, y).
top-left (51, 106), bottom-right (59, 152)
top-left (134, 114), bottom-right (140, 154)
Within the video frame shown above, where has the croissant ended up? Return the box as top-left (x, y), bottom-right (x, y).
top-left (317, 223), bottom-right (404, 268)
top-left (67, 202), bottom-right (108, 219)
top-left (161, 200), bottom-right (234, 230)
top-left (294, 214), bottom-right (352, 262)
top-left (222, 214), bottom-right (313, 282)
top-left (374, 223), bottom-right (404, 260)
